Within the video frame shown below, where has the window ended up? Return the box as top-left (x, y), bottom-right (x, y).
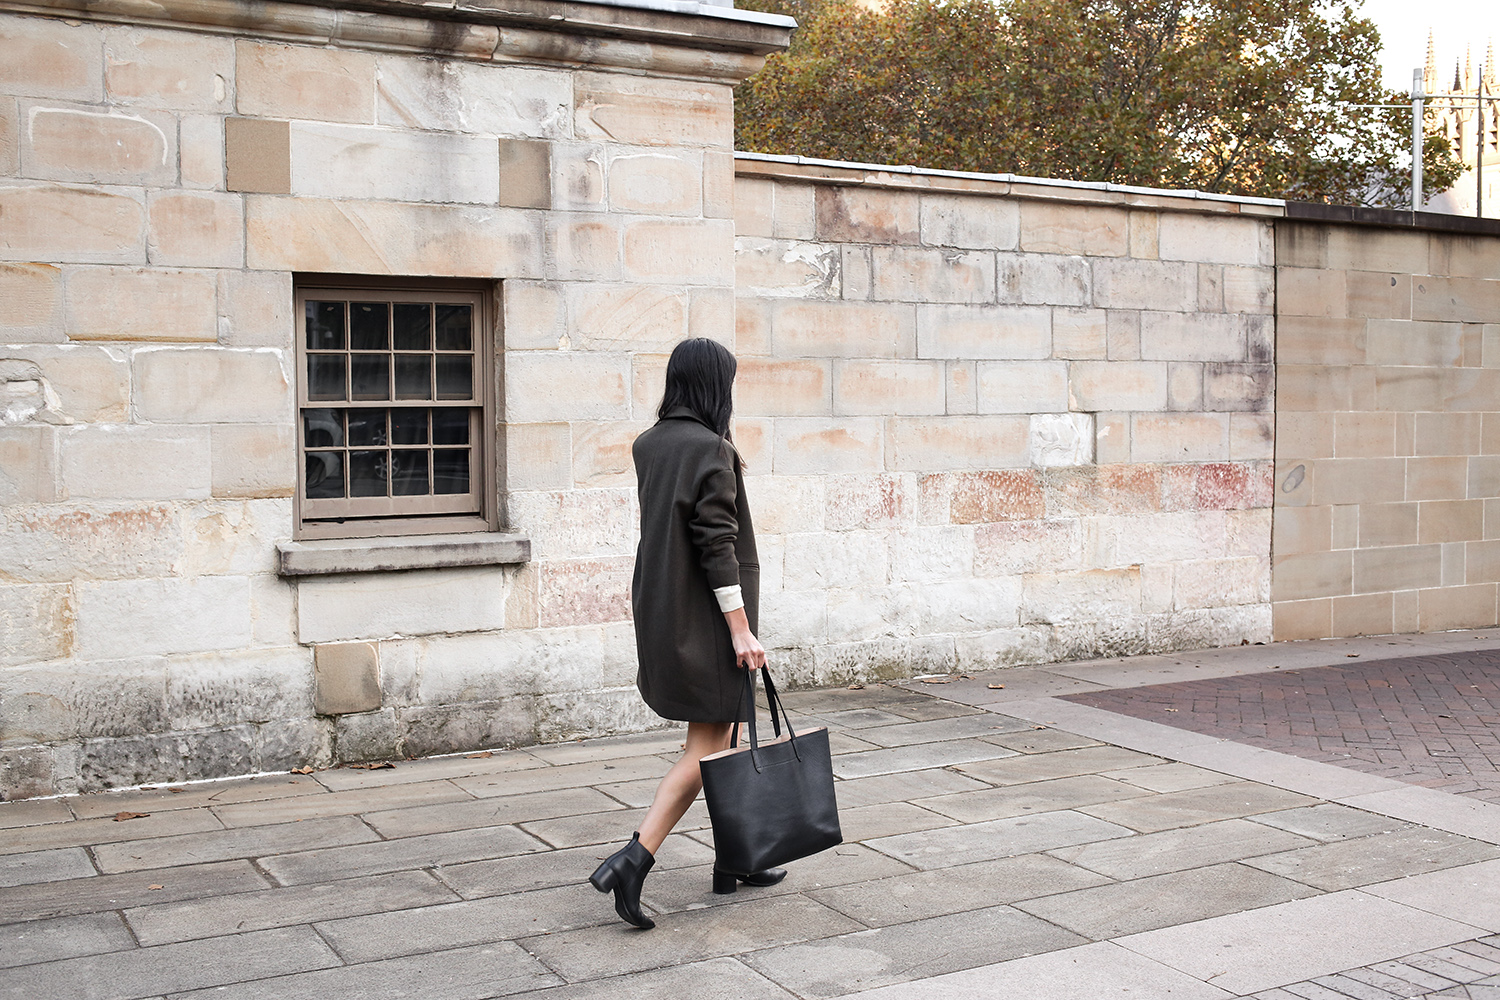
top-left (294, 280), bottom-right (494, 538)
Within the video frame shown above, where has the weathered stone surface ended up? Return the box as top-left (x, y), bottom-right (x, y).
top-left (0, 344), bottom-right (128, 423)
top-left (237, 40), bottom-right (375, 123)
top-left (889, 416), bottom-right (1030, 472)
top-left (0, 262), bottom-right (63, 342)
top-left (0, 17), bottom-right (103, 101)
top-left (622, 218), bottom-right (733, 284)
top-left (377, 57), bottom-right (570, 138)
top-left (313, 642), bottom-right (381, 716)
top-left (64, 266), bottom-right (217, 342)
top-left (134, 348), bottom-right (290, 423)
top-left (921, 194), bottom-right (1019, 250)
top-left (73, 576), bottom-right (252, 658)
top-left (23, 105), bottom-right (176, 187)
top-left (575, 72), bottom-right (732, 149)
top-left (774, 300), bottom-right (914, 358)
top-left (817, 186), bottom-right (919, 244)
top-left (0, 583), bottom-right (74, 667)
top-left (296, 567), bottom-right (509, 644)
top-left (60, 424), bottom-right (212, 500)
top-left (916, 304), bottom-right (1050, 360)
top-left (609, 150), bottom-right (701, 215)
top-left (103, 26), bottom-right (233, 112)
top-left (0, 182), bottom-right (145, 265)
top-left (290, 122), bottom-right (501, 205)
top-left (147, 191), bottom-right (244, 268)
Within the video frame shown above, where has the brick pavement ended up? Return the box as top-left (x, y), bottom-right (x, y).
top-left (1064, 647), bottom-right (1500, 803)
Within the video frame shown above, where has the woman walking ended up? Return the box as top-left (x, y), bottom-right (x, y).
top-left (588, 338), bottom-right (785, 930)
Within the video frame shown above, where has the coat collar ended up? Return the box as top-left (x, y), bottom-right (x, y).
top-left (660, 405), bottom-right (715, 431)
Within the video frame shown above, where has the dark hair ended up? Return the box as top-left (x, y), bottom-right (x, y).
top-left (658, 338), bottom-right (737, 438)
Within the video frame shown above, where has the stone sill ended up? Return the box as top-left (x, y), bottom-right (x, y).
top-left (277, 532), bottom-right (531, 577)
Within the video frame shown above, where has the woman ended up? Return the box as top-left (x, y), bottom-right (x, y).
top-left (588, 338), bottom-right (784, 930)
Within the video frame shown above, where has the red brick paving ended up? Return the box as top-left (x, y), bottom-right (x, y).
top-left (1064, 649), bottom-right (1500, 803)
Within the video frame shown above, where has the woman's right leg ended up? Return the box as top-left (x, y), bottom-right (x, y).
top-left (637, 721), bottom-right (733, 854)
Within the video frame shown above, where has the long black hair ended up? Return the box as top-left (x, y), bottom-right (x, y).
top-left (658, 338), bottom-right (737, 438)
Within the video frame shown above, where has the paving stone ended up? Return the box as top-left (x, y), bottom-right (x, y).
top-left (0, 799), bottom-right (73, 829)
top-left (1369, 960), bottom-right (1462, 991)
top-left (313, 750), bottom-right (548, 792)
top-left (0, 846), bottom-right (95, 886)
top-left (91, 815), bottom-right (380, 873)
top-left (1101, 762), bottom-right (1237, 793)
top-left (123, 870), bottom-right (456, 946)
top-left (441, 833), bottom-right (716, 899)
top-left (0, 860), bottom-right (268, 923)
top-left (170, 941), bottom-right (559, 1000)
top-left (851, 714), bottom-right (1032, 748)
top-left (832, 740), bottom-right (1018, 780)
top-left (1046, 817), bottom-right (1317, 880)
top-left (1406, 952), bottom-right (1488, 983)
top-left (0, 912), bottom-right (135, 969)
top-left (808, 853), bottom-right (1109, 927)
top-left (521, 802), bottom-right (710, 849)
top-left (0, 806), bottom-right (226, 855)
top-left (813, 708), bottom-right (914, 729)
top-left (0, 926), bottom-right (338, 1000)
top-left (521, 894), bottom-right (863, 981)
top-left (66, 774), bottom-right (325, 819)
top-left (741, 904), bottom-right (1087, 999)
top-left (525, 730), bottom-right (686, 765)
top-left (1283, 982), bottom-right (1357, 999)
top-left (1338, 966), bottom-right (1432, 997)
top-left (1077, 781), bottom-right (1317, 833)
top-left (1362, 861), bottom-right (1500, 935)
top-left (953, 746), bottom-right (1163, 785)
top-left (831, 768), bottom-right (990, 809)
top-left (1253, 805), bottom-right (1410, 843)
top-left (778, 687), bottom-right (946, 716)
top-left (1014, 861), bottom-right (1320, 939)
top-left (500, 956), bottom-right (796, 1000)
top-left (1311, 971), bottom-right (1415, 999)
top-left (258, 824), bottom-right (548, 885)
top-left (869, 810), bottom-right (1133, 870)
top-left (1245, 828), bottom-right (1500, 891)
top-left (983, 728), bottom-right (1103, 754)
top-left (880, 698), bottom-right (987, 722)
top-left (451, 756), bottom-right (669, 798)
top-left (838, 801), bottom-right (956, 841)
top-left (1434, 943), bottom-right (1500, 976)
top-left (915, 773), bottom-right (1152, 823)
top-left (643, 843), bottom-right (915, 914)
top-left (828, 731), bottom-right (882, 755)
top-left (210, 779), bottom-right (473, 828)
top-left (362, 786), bottom-right (622, 838)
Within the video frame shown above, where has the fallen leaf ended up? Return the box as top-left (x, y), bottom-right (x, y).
top-left (1164, 708), bottom-right (1179, 712)
top-left (919, 676), bottom-right (953, 684)
top-left (147, 884), bottom-right (164, 891)
top-left (290, 766), bottom-right (314, 775)
top-left (345, 761), bottom-right (396, 770)
top-left (113, 811), bottom-right (150, 822)
top-left (166, 787), bottom-right (184, 794)
top-left (847, 683), bottom-right (864, 690)
top-left (1346, 653), bottom-right (1360, 658)
top-left (987, 683), bottom-right (1005, 690)
top-left (466, 752), bottom-right (494, 759)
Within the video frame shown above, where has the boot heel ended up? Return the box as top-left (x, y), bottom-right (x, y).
top-left (589, 863), bottom-right (618, 893)
top-left (712, 870), bottom-right (738, 895)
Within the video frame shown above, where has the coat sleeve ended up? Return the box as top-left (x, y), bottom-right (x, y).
top-left (690, 464), bottom-right (741, 590)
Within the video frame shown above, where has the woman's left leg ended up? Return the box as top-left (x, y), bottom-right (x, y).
top-left (637, 721), bottom-right (732, 854)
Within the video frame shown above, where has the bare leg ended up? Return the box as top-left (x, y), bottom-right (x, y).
top-left (636, 721), bottom-right (733, 855)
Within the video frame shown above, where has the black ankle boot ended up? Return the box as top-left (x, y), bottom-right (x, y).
top-left (589, 832), bottom-right (656, 929)
top-left (712, 867), bottom-right (788, 895)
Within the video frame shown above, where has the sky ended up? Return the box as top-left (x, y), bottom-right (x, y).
top-left (1361, 0), bottom-right (1500, 92)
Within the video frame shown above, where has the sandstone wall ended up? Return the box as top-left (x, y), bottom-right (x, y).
top-left (1271, 220), bottom-right (1500, 638)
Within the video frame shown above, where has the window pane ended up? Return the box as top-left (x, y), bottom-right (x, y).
top-left (434, 449), bottom-right (469, 494)
top-left (392, 450), bottom-right (430, 496)
top-left (305, 452), bottom-right (344, 498)
top-left (302, 408), bottom-right (344, 448)
top-left (306, 301), bottom-right (345, 350)
top-left (393, 303), bottom-right (431, 350)
top-left (394, 355), bottom-right (432, 400)
top-left (350, 302), bottom-right (390, 350)
top-left (436, 355), bottom-right (472, 400)
top-left (307, 355), bottom-right (346, 401)
top-left (435, 304), bottom-right (472, 351)
top-left (350, 450), bottom-right (387, 497)
top-left (433, 407), bottom-right (470, 445)
top-left (391, 409), bottom-right (428, 445)
top-left (351, 354), bottom-right (390, 400)
top-left (346, 409), bottom-right (387, 447)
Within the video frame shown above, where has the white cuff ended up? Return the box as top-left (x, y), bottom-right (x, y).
top-left (713, 584), bottom-right (744, 613)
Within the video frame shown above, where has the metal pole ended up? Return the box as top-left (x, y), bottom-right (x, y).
top-left (1479, 67), bottom-right (1486, 218)
top-left (1412, 68), bottom-right (1424, 212)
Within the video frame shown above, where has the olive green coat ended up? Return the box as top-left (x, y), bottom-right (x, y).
top-left (631, 408), bottom-right (760, 723)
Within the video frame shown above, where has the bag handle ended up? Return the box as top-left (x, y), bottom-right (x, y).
top-left (729, 667), bottom-right (801, 770)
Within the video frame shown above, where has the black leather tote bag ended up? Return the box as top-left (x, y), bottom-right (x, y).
top-left (699, 667), bottom-right (842, 876)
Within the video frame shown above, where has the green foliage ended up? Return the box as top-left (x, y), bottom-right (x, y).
top-left (735, 0), bottom-right (1464, 207)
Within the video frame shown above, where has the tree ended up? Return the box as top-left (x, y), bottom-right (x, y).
top-left (734, 0), bottom-right (1463, 207)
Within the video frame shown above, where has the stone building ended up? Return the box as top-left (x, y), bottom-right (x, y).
top-left (2, 0), bottom-right (1500, 799)
top-left (1422, 36), bottom-right (1498, 218)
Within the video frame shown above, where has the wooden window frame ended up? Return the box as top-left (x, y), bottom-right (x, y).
top-left (293, 275), bottom-right (498, 540)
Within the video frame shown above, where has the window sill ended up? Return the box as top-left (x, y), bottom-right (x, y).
top-left (276, 532), bottom-right (531, 577)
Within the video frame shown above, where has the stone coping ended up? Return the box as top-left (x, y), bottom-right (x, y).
top-left (1285, 199), bottom-right (1500, 237)
top-left (276, 531), bottom-right (531, 576)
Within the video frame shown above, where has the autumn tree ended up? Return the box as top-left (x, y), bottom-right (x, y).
top-left (734, 0), bottom-right (1463, 207)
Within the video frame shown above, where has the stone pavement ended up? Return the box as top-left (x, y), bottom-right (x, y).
top-left (8, 630), bottom-right (1500, 999)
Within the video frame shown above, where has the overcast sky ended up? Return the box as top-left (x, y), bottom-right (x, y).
top-left (1361, 0), bottom-right (1500, 92)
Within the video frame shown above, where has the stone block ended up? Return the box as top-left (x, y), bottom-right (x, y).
top-left (60, 424), bottom-right (211, 500)
top-left (1413, 275), bottom-right (1500, 324)
top-left (1406, 456), bottom-right (1468, 502)
top-left (216, 270), bottom-right (291, 349)
top-left (211, 424), bottom-right (295, 498)
top-left (734, 238), bottom-right (839, 299)
top-left (538, 556), bottom-right (633, 627)
top-left (630, 352), bottom-right (670, 416)
top-left (1222, 266), bottom-right (1274, 314)
top-left (179, 114), bottom-right (224, 190)
top-left (731, 297), bottom-right (769, 357)
top-left (923, 469), bottom-right (1043, 524)
top-left (133, 348), bottom-right (290, 423)
top-left (748, 474), bottom-right (824, 533)
top-left (1173, 556), bottom-right (1267, 609)
top-left (1466, 538), bottom-right (1500, 583)
top-left (1226, 414), bottom-right (1272, 462)
top-left (569, 283), bottom-right (686, 352)
top-left (1366, 318), bottom-right (1464, 368)
top-left (0, 182), bottom-right (144, 265)
top-left (1019, 202), bottom-right (1127, 256)
top-left (816, 186), bottom-right (919, 244)
top-left (1351, 544), bottom-right (1441, 594)
top-left (890, 416), bottom-right (1030, 472)
top-left (376, 57), bottom-right (570, 138)
top-left (915, 303), bottom-right (1050, 360)
top-left (1345, 270), bottom-right (1411, 319)
top-left (974, 519), bottom-right (1081, 576)
top-left (1417, 498), bottom-right (1483, 544)
top-left (1067, 360), bottom-right (1167, 411)
top-left (732, 417), bottom-right (771, 471)
top-left (21, 104), bottom-right (176, 187)
top-left (770, 180), bottom-right (816, 239)
top-left (920, 194), bottom-right (1019, 250)
top-left (689, 287), bottom-right (734, 343)
top-left (1019, 254), bottom-right (1090, 306)
top-left (501, 281), bottom-right (565, 351)
top-left (0, 17), bottom-right (103, 101)
top-left (1029, 412), bottom-right (1095, 467)
top-left (1130, 413), bottom-right (1228, 462)
top-left (1327, 592), bottom-right (1394, 636)
top-left (703, 150), bottom-right (735, 220)
top-left (1106, 309), bottom-right (1141, 360)
top-left (505, 488), bottom-right (635, 560)
top-left (570, 419), bottom-right (648, 488)
top-left (548, 140), bottom-right (605, 210)
top-left (312, 642), bottom-right (381, 716)
top-left (974, 361), bottom-right (1068, 413)
top-left (545, 214), bottom-right (622, 281)
top-left (832, 360), bottom-right (944, 416)
top-left (1418, 583), bottom-right (1498, 631)
top-left (781, 531), bottom-right (888, 591)
top-left (1332, 411), bottom-right (1396, 458)
top-left (0, 425), bottom-right (58, 504)
top-left (1308, 457), bottom-right (1405, 506)
top-left (1272, 597), bottom-right (1331, 640)
top-left (1272, 505), bottom-right (1331, 555)
top-left (74, 576), bottom-right (252, 658)
top-left (0, 583), bottom-right (74, 667)
top-left (147, 191), bottom-right (244, 269)
top-left (824, 474), bottom-right (911, 530)
top-left (504, 352), bottom-right (628, 423)
top-left (496, 139), bottom-right (551, 209)
top-left (0, 96), bottom-right (17, 174)
top-left (623, 218), bottom-right (733, 284)
top-left (1165, 361), bottom-right (1202, 410)
top-left (501, 422), bottom-right (571, 491)
top-left (1092, 259), bottom-right (1195, 311)
top-left (1157, 214), bottom-right (1264, 265)
top-left (225, 117), bottom-right (291, 194)
top-left (871, 246), bottom-right (994, 304)
top-left (246, 196), bottom-right (543, 278)
top-left (289, 122), bottom-right (500, 205)
top-left (1276, 267), bottom-right (1346, 318)
top-left (1129, 209), bottom-right (1159, 259)
top-left (1022, 567), bottom-right (1141, 623)
top-left (773, 417), bottom-right (884, 474)
top-left (1093, 411), bottom-right (1129, 464)
top-left (945, 360), bottom-right (977, 414)
top-left (841, 245), bottom-right (873, 299)
top-left (1196, 264), bottom-right (1223, 311)
top-left (1203, 363), bottom-right (1271, 412)
top-left (609, 150), bottom-right (701, 215)
top-left (733, 176), bottom-right (773, 237)
top-left (1051, 308), bottom-right (1107, 360)
top-left (1139, 311), bottom-right (1254, 362)
top-left (64, 266), bottom-right (217, 342)
top-left (103, 27), bottom-right (233, 112)
top-left (415, 628), bottom-right (604, 705)
top-left (773, 300), bottom-right (914, 358)
top-left (1272, 549), bottom-right (1353, 601)
top-left (733, 358), bottom-right (830, 416)
top-left (0, 344), bottom-right (129, 422)
top-left (236, 40), bottom-right (376, 123)
top-left (575, 72), bottom-right (732, 148)
top-left (298, 566), bottom-right (508, 643)
top-left (165, 646), bottom-right (313, 729)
